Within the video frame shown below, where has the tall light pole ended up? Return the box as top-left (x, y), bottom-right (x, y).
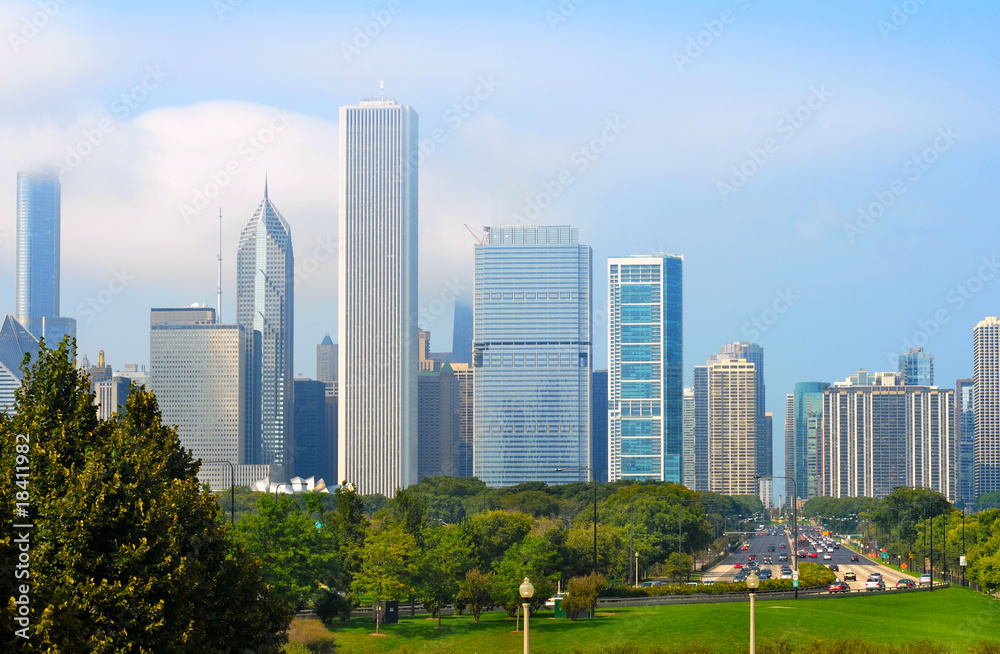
top-left (203, 459), bottom-right (235, 525)
top-left (555, 466), bottom-right (596, 574)
top-left (746, 570), bottom-right (760, 654)
top-left (519, 577), bottom-right (534, 654)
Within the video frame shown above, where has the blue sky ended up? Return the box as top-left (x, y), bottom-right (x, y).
top-left (1, 0), bottom-right (998, 489)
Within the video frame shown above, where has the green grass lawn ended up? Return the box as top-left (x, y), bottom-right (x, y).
top-left (313, 587), bottom-right (999, 654)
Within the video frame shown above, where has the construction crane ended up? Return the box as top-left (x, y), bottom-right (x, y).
top-left (464, 224), bottom-right (489, 245)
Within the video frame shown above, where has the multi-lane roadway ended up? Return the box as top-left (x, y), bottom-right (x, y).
top-left (705, 526), bottom-right (920, 592)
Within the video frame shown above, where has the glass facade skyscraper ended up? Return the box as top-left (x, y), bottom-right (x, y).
top-left (473, 225), bottom-right (592, 487)
top-left (607, 255), bottom-right (682, 483)
top-left (237, 184), bottom-right (294, 472)
top-left (785, 381), bottom-right (829, 502)
top-left (956, 378), bottom-right (975, 504)
top-left (591, 370), bottom-right (608, 483)
top-left (899, 347), bottom-right (934, 386)
top-left (16, 172), bottom-right (75, 344)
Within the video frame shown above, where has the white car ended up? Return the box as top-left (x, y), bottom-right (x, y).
top-left (545, 592), bottom-right (567, 607)
top-left (823, 553), bottom-right (832, 560)
top-left (919, 573), bottom-right (932, 586)
top-left (865, 577), bottom-right (885, 592)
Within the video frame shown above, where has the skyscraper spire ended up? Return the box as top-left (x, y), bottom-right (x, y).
top-left (217, 208), bottom-right (223, 322)
top-left (264, 174), bottom-right (268, 199)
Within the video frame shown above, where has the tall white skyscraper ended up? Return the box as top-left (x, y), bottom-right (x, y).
top-left (974, 317), bottom-right (1000, 499)
top-left (237, 183), bottom-right (294, 472)
top-left (338, 96), bottom-right (418, 496)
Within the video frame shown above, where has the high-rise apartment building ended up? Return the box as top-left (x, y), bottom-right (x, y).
top-left (607, 255), bottom-right (682, 483)
top-left (338, 97), bottom-right (418, 496)
top-left (473, 225), bottom-right (592, 486)
top-left (15, 172), bottom-right (75, 344)
top-left (956, 378), bottom-right (975, 505)
top-left (899, 347), bottom-right (934, 386)
top-left (237, 184), bottom-right (294, 471)
top-left (691, 365), bottom-right (710, 491)
top-left (707, 358), bottom-right (757, 495)
top-left (451, 362), bottom-right (474, 477)
top-left (592, 370), bottom-right (609, 483)
top-left (718, 343), bottom-right (767, 476)
top-left (974, 318), bottom-right (1000, 499)
top-left (150, 307), bottom-right (270, 489)
top-left (785, 382), bottom-right (829, 502)
top-left (0, 314), bottom-right (40, 413)
top-left (316, 334), bottom-right (337, 382)
top-left (95, 377), bottom-right (131, 420)
top-left (821, 371), bottom-right (956, 500)
top-left (682, 387), bottom-right (695, 489)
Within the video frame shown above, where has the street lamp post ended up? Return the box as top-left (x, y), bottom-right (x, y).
top-left (519, 577), bottom-right (534, 654)
top-left (746, 570), bottom-right (760, 654)
top-left (203, 459), bottom-right (235, 525)
top-left (634, 552), bottom-right (640, 588)
top-left (274, 482), bottom-right (290, 502)
top-left (555, 467), bottom-right (596, 575)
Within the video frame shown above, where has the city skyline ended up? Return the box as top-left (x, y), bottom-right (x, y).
top-left (3, 3), bottom-right (999, 499)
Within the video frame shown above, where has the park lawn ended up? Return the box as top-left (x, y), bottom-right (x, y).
top-left (315, 587), bottom-right (999, 654)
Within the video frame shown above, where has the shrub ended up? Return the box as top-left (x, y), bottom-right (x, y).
top-left (562, 573), bottom-right (607, 620)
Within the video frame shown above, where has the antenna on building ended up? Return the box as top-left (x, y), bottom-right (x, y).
top-left (380, 80), bottom-right (384, 100)
top-left (218, 208), bottom-right (223, 322)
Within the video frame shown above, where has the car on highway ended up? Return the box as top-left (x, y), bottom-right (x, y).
top-left (823, 554), bottom-right (833, 560)
top-left (843, 570), bottom-right (856, 581)
top-left (778, 554), bottom-right (789, 562)
top-left (780, 544), bottom-right (786, 549)
top-left (896, 579), bottom-right (916, 588)
top-left (748, 555), bottom-right (757, 562)
top-left (828, 563), bottom-right (839, 571)
top-left (828, 580), bottom-right (849, 593)
top-left (850, 555), bottom-right (860, 562)
top-left (919, 573), bottom-right (932, 586)
top-left (733, 562), bottom-right (742, 569)
top-left (759, 568), bottom-right (772, 580)
top-left (865, 576), bottom-right (885, 592)
top-left (808, 552), bottom-right (818, 558)
top-left (834, 544), bottom-right (840, 549)
top-left (741, 546), bottom-right (749, 551)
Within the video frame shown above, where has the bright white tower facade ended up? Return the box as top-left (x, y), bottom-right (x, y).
top-left (338, 96), bottom-right (418, 496)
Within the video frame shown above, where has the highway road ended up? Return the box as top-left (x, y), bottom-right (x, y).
top-left (703, 525), bottom-right (924, 593)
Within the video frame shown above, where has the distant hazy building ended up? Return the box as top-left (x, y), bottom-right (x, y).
top-left (0, 314), bottom-right (40, 413)
top-left (237, 183), bottom-right (294, 471)
top-left (451, 300), bottom-right (473, 365)
top-left (324, 381), bottom-right (338, 483)
top-left (316, 334), bottom-right (337, 382)
top-left (785, 382), bottom-right (830, 503)
top-left (95, 377), bottom-right (131, 420)
top-left (592, 370), bottom-right (609, 483)
top-left (707, 358), bottom-right (757, 496)
top-left (16, 172), bottom-right (76, 344)
top-left (293, 379), bottom-right (330, 480)
top-left (115, 363), bottom-right (148, 387)
top-left (974, 318), bottom-right (1000, 499)
top-left (473, 225), bottom-right (592, 486)
top-left (150, 307), bottom-right (268, 489)
top-left (338, 96), bottom-right (419, 497)
top-left (682, 387), bottom-right (695, 489)
top-left (821, 371), bottom-right (956, 501)
top-left (899, 347), bottom-right (934, 386)
top-left (87, 350), bottom-right (112, 384)
top-left (418, 329), bottom-right (438, 372)
top-left (452, 362), bottom-right (474, 477)
top-left (956, 378), bottom-right (975, 505)
top-left (607, 255), bottom-right (683, 483)
top-left (418, 362), bottom-right (460, 480)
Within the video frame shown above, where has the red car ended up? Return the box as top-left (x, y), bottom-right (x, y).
top-left (748, 555), bottom-right (758, 562)
top-left (734, 562), bottom-right (743, 569)
top-left (808, 552), bottom-right (818, 558)
top-left (828, 581), bottom-right (849, 593)
top-left (779, 544), bottom-right (786, 549)
top-left (741, 546), bottom-right (749, 551)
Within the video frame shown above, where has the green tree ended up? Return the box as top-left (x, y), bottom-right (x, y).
top-left (662, 552), bottom-right (694, 581)
top-left (561, 573), bottom-right (606, 621)
top-left (414, 525), bottom-right (472, 627)
top-left (457, 569), bottom-right (496, 623)
top-left (493, 536), bottom-right (558, 617)
top-left (233, 492), bottom-right (342, 611)
top-left (499, 490), bottom-right (561, 517)
top-left (330, 481), bottom-right (368, 610)
top-left (0, 339), bottom-right (290, 652)
top-left (351, 519), bottom-right (416, 634)
top-left (462, 509), bottom-right (533, 570)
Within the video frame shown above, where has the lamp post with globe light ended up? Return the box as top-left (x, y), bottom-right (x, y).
top-left (519, 577), bottom-right (534, 654)
top-left (746, 570), bottom-right (760, 654)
